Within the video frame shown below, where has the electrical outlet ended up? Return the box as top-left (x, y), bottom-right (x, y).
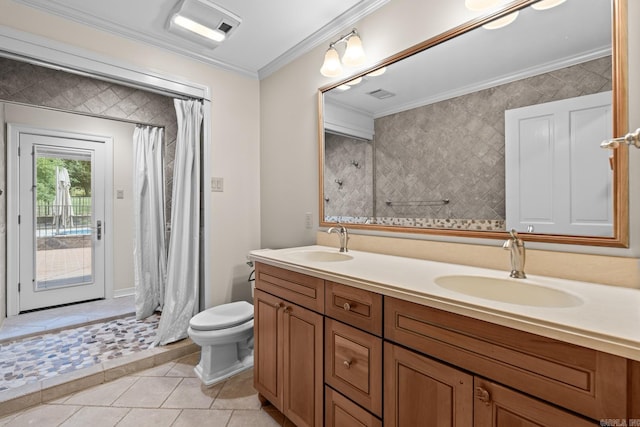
top-left (211, 177), bottom-right (224, 192)
top-left (305, 212), bottom-right (313, 229)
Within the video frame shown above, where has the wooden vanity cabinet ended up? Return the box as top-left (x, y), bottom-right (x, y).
top-left (385, 296), bottom-right (628, 422)
top-left (254, 264), bottom-right (324, 427)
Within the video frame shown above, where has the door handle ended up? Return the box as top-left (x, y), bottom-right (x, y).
top-left (97, 220), bottom-right (102, 240)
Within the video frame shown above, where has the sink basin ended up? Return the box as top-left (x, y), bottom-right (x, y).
top-left (434, 275), bottom-right (583, 308)
top-left (284, 250), bottom-right (353, 262)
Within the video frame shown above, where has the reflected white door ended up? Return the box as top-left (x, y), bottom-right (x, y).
top-left (505, 91), bottom-right (613, 237)
top-left (14, 130), bottom-right (108, 312)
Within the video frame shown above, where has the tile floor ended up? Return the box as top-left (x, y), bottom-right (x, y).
top-left (0, 353), bottom-right (292, 427)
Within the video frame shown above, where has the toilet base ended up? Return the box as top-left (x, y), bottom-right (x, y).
top-left (194, 339), bottom-right (254, 387)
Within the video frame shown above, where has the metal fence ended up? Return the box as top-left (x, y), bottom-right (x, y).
top-left (36, 197), bottom-right (92, 236)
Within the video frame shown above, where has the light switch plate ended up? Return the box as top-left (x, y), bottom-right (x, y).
top-left (211, 177), bottom-right (224, 192)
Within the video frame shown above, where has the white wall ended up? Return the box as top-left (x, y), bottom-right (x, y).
top-left (260, 0), bottom-right (640, 265)
top-left (0, 0), bottom-right (261, 309)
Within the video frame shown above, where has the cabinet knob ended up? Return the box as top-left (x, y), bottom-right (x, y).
top-left (274, 302), bottom-right (283, 309)
top-left (343, 360), bottom-right (351, 369)
top-left (475, 386), bottom-right (491, 406)
top-left (343, 302), bottom-right (351, 311)
top-left (283, 306), bottom-right (292, 314)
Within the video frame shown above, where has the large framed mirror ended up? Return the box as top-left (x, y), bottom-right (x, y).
top-left (318, 0), bottom-right (628, 247)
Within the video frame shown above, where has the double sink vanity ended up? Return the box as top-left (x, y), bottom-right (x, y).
top-left (249, 244), bottom-right (640, 427)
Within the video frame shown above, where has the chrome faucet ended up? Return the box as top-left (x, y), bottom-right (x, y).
top-left (503, 229), bottom-right (526, 279)
top-left (327, 224), bottom-right (349, 253)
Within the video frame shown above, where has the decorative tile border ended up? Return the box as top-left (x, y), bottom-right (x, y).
top-left (325, 216), bottom-right (505, 231)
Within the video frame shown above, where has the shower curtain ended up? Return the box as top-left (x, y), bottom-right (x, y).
top-left (133, 125), bottom-right (167, 320)
top-left (154, 99), bottom-right (203, 346)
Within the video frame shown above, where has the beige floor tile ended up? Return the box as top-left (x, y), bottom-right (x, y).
top-left (59, 406), bottom-right (130, 427)
top-left (227, 409), bottom-right (284, 426)
top-left (116, 408), bottom-right (181, 427)
top-left (63, 376), bottom-right (138, 406)
top-left (111, 377), bottom-right (181, 408)
top-left (131, 362), bottom-right (175, 377)
top-left (161, 377), bottom-right (222, 409)
top-left (211, 369), bottom-right (261, 410)
top-left (171, 409), bottom-right (233, 426)
top-left (0, 412), bottom-right (18, 427)
top-left (2, 404), bottom-right (80, 426)
top-left (164, 353), bottom-right (199, 377)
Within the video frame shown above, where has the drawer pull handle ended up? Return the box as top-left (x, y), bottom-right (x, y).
top-left (343, 360), bottom-right (352, 369)
top-left (475, 387), bottom-right (491, 406)
top-left (343, 302), bottom-right (351, 311)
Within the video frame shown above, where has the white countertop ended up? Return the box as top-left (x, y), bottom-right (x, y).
top-left (249, 245), bottom-right (640, 362)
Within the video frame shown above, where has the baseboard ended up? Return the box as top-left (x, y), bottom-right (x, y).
top-left (114, 287), bottom-right (135, 298)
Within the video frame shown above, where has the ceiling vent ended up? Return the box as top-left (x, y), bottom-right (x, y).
top-left (367, 89), bottom-right (396, 99)
top-left (167, 0), bottom-right (241, 48)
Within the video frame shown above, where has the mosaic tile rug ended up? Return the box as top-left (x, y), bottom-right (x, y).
top-left (0, 314), bottom-right (159, 392)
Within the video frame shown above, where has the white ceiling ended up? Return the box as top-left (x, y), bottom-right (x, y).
top-left (13, 0), bottom-right (389, 79)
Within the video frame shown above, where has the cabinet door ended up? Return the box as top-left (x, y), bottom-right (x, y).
top-left (253, 289), bottom-right (283, 410)
top-left (282, 301), bottom-right (324, 427)
top-left (474, 378), bottom-right (595, 427)
top-left (384, 343), bottom-right (473, 427)
top-left (325, 386), bottom-right (382, 427)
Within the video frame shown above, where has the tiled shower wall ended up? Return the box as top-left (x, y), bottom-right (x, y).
top-left (324, 132), bottom-right (373, 218)
top-left (324, 56), bottom-right (612, 221)
top-left (0, 57), bottom-right (178, 222)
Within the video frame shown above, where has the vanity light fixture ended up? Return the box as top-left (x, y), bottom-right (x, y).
top-left (483, 11), bottom-right (519, 29)
top-left (320, 29), bottom-right (366, 78)
top-left (366, 67), bottom-right (386, 77)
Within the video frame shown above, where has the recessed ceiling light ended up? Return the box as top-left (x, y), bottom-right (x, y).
top-left (172, 15), bottom-right (226, 42)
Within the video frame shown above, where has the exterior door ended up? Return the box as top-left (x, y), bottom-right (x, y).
top-left (11, 127), bottom-right (108, 312)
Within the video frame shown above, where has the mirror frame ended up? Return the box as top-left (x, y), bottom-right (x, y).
top-left (318, 0), bottom-right (629, 247)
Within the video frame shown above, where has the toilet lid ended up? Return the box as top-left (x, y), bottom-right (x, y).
top-left (189, 301), bottom-right (254, 331)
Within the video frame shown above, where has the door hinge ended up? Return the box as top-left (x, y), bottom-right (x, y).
top-left (17, 146), bottom-right (20, 156)
top-left (18, 283), bottom-right (20, 292)
top-left (18, 215), bottom-right (21, 225)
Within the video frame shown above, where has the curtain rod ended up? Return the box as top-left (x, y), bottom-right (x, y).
top-left (0, 99), bottom-right (166, 128)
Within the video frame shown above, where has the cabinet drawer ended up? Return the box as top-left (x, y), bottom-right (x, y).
top-left (325, 387), bottom-right (382, 427)
top-left (385, 296), bottom-right (627, 421)
top-left (325, 282), bottom-right (382, 336)
top-left (325, 318), bottom-right (382, 416)
top-left (255, 262), bottom-right (324, 313)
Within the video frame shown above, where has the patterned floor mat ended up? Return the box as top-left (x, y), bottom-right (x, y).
top-left (0, 314), bottom-right (159, 392)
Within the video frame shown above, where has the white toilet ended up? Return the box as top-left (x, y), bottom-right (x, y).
top-left (187, 300), bottom-right (254, 386)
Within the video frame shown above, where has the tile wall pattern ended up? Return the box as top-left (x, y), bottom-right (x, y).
top-left (324, 56), bottom-right (612, 226)
top-left (323, 133), bottom-right (373, 218)
top-left (0, 57), bottom-right (178, 226)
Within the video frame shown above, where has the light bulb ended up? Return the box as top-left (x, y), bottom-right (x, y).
top-left (366, 67), bottom-right (386, 77)
top-left (531, 0), bottom-right (566, 10)
top-left (346, 77), bottom-right (363, 86)
top-left (342, 34), bottom-right (366, 68)
top-left (320, 47), bottom-right (343, 77)
top-left (483, 11), bottom-right (519, 29)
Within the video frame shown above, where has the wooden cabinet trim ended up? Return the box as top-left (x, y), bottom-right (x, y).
top-left (256, 262), bottom-right (324, 313)
top-left (385, 296), bottom-right (627, 420)
top-left (474, 378), bottom-right (595, 427)
top-left (325, 318), bottom-right (383, 416)
top-left (384, 342), bottom-right (473, 427)
top-left (325, 282), bottom-right (383, 336)
top-left (325, 387), bottom-right (382, 427)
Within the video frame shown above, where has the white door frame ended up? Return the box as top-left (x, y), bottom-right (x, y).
top-left (0, 25), bottom-right (213, 314)
top-left (7, 125), bottom-right (113, 315)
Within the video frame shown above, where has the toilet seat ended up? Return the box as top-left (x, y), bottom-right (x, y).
top-left (189, 301), bottom-right (254, 331)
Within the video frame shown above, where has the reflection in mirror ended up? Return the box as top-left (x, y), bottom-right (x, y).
top-left (320, 0), bottom-right (628, 246)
